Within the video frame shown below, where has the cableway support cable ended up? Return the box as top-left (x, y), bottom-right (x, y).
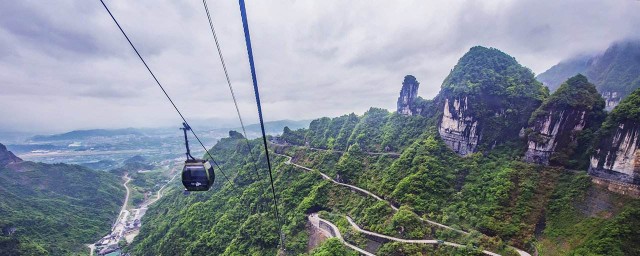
top-left (98, 0), bottom-right (235, 190)
top-left (238, 0), bottom-right (286, 251)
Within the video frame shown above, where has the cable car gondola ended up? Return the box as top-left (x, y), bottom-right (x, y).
top-left (180, 123), bottom-right (215, 191)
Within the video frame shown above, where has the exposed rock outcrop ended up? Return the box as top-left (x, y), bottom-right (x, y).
top-left (437, 46), bottom-right (547, 156)
top-left (524, 75), bottom-right (605, 167)
top-left (438, 97), bottom-right (480, 156)
top-left (0, 143), bottom-right (22, 166)
top-left (601, 91), bottom-right (621, 111)
top-left (589, 88), bottom-right (640, 185)
top-left (589, 122), bottom-right (640, 185)
top-left (397, 75), bottom-right (420, 116)
top-left (524, 110), bottom-right (586, 164)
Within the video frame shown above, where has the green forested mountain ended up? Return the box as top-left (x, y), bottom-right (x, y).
top-left (129, 113), bottom-right (639, 255)
top-left (0, 144), bottom-right (124, 256)
top-left (524, 74), bottom-right (606, 169)
top-left (537, 40), bottom-right (640, 110)
top-left (589, 87), bottom-right (640, 185)
top-left (438, 46), bottom-right (548, 153)
top-left (536, 56), bottom-right (593, 92)
top-left (128, 46), bottom-right (639, 256)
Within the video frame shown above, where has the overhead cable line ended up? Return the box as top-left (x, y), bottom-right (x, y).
top-left (201, 0), bottom-right (274, 217)
top-left (238, 0), bottom-right (285, 251)
top-left (201, 0), bottom-right (262, 181)
top-left (98, 0), bottom-right (235, 189)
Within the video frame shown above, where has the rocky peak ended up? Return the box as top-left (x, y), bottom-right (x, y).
top-left (437, 46), bottom-right (547, 156)
top-left (589, 88), bottom-right (640, 185)
top-left (0, 143), bottom-right (22, 166)
top-left (524, 75), bottom-right (606, 166)
top-left (397, 75), bottom-right (420, 115)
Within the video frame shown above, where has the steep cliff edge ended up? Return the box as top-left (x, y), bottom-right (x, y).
top-left (437, 46), bottom-right (548, 156)
top-left (589, 88), bottom-right (640, 185)
top-left (523, 75), bottom-right (606, 167)
top-left (439, 96), bottom-right (480, 155)
top-left (537, 40), bottom-right (640, 110)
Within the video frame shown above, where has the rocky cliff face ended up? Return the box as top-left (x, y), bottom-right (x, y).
top-left (397, 75), bottom-right (420, 116)
top-left (437, 46), bottom-right (547, 156)
top-left (601, 91), bottom-right (621, 111)
top-left (590, 122), bottom-right (640, 184)
top-left (438, 97), bottom-right (480, 156)
top-left (524, 110), bottom-right (586, 164)
top-left (524, 75), bottom-right (605, 167)
top-left (0, 143), bottom-right (22, 166)
top-left (589, 88), bottom-right (640, 185)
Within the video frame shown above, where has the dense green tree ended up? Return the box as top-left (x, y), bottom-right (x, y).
top-left (309, 238), bottom-right (357, 256)
top-left (527, 74), bottom-right (606, 169)
top-left (0, 150), bottom-right (124, 255)
top-left (439, 46), bottom-right (548, 151)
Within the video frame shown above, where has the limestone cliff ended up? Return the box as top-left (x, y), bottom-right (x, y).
top-left (601, 91), bottom-right (622, 111)
top-left (590, 122), bottom-right (640, 184)
top-left (0, 143), bottom-right (22, 166)
top-left (397, 75), bottom-right (420, 115)
top-left (590, 88), bottom-right (640, 185)
top-left (438, 97), bottom-right (480, 155)
top-left (524, 110), bottom-right (585, 164)
top-left (524, 75), bottom-right (605, 167)
top-left (437, 46), bottom-right (547, 156)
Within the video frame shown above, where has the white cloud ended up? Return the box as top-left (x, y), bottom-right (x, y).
top-left (0, 0), bottom-right (639, 132)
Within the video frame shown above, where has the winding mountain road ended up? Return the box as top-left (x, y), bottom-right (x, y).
top-left (143, 168), bottom-right (180, 207)
top-left (113, 174), bottom-right (132, 232)
top-left (345, 216), bottom-right (500, 256)
top-left (269, 141), bottom-right (401, 157)
top-left (274, 152), bottom-right (531, 256)
top-left (309, 213), bottom-right (374, 256)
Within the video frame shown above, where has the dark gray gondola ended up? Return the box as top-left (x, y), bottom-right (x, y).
top-left (179, 122), bottom-right (215, 191)
top-left (182, 159), bottom-right (214, 191)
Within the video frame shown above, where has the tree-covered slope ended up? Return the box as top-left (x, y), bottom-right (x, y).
top-left (587, 40), bottom-right (640, 96)
top-left (127, 46), bottom-right (640, 256)
top-left (524, 74), bottom-right (606, 168)
top-left (441, 46), bottom-right (547, 100)
top-left (537, 40), bottom-right (640, 110)
top-left (281, 108), bottom-right (431, 153)
top-left (437, 46), bottom-right (548, 155)
top-left (282, 124), bottom-right (639, 255)
top-left (537, 55), bottom-right (593, 92)
top-left (127, 133), bottom-right (406, 255)
top-left (589, 87), bottom-right (640, 184)
top-left (0, 144), bottom-right (124, 256)
top-left (130, 119), bottom-right (640, 256)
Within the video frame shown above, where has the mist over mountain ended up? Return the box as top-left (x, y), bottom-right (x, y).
top-left (537, 40), bottom-right (640, 110)
top-left (30, 128), bottom-right (143, 142)
top-left (2, 1), bottom-right (640, 254)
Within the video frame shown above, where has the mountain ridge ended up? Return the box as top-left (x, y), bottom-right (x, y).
top-left (537, 39), bottom-right (640, 110)
top-left (0, 143), bottom-right (125, 255)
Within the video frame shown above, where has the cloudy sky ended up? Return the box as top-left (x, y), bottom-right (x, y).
top-left (0, 0), bottom-right (639, 133)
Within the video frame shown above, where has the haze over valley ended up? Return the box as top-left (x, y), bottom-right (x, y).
top-left (1, 1), bottom-right (640, 256)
